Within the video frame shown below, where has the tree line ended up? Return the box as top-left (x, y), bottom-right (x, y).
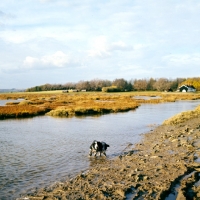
top-left (25, 77), bottom-right (200, 92)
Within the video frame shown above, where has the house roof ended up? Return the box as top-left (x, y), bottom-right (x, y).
top-left (179, 85), bottom-right (196, 89)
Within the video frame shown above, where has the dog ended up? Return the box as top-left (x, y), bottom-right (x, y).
top-left (89, 140), bottom-right (110, 157)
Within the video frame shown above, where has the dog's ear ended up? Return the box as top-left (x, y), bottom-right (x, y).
top-left (92, 140), bottom-right (96, 145)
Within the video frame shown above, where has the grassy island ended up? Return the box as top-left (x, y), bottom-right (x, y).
top-left (0, 91), bottom-right (200, 119)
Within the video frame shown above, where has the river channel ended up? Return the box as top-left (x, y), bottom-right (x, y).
top-left (0, 100), bottom-right (200, 199)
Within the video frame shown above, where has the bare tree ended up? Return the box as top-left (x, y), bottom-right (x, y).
top-left (89, 79), bottom-right (112, 91)
top-left (133, 79), bottom-right (148, 91)
top-left (63, 82), bottom-right (76, 89)
top-left (76, 80), bottom-right (91, 91)
top-left (153, 78), bottom-right (171, 91)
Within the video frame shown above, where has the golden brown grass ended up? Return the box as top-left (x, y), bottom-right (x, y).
top-left (0, 105), bottom-right (49, 119)
top-left (0, 91), bottom-right (200, 119)
top-left (46, 99), bottom-right (139, 117)
top-left (163, 104), bottom-right (200, 125)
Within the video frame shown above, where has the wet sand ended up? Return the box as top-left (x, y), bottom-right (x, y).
top-left (21, 116), bottom-right (200, 200)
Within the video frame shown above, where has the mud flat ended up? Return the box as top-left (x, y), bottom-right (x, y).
top-left (21, 108), bottom-right (200, 200)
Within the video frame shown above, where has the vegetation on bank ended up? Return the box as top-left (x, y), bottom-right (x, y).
top-left (25, 77), bottom-right (200, 92)
top-left (163, 104), bottom-right (200, 125)
top-left (0, 91), bottom-right (200, 119)
top-left (0, 105), bottom-right (49, 119)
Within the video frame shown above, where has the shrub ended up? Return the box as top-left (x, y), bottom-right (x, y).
top-left (102, 86), bottom-right (121, 92)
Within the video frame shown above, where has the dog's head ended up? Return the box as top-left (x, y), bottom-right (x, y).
top-left (90, 140), bottom-right (98, 150)
top-left (101, 142), bottom-right (109, 151)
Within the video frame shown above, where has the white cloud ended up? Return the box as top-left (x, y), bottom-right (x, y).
top-left (88, 36), bottom-right (111, 58)
top-left (4, 33), bottom-right (31, 44)
top-left (23, 56), bottom-right (40, 68)
top-left (110, 41), bottom-right (133, 51)
top-left (23, 51), bottom-right (71, 69)
top-left (88, 36), bottom-right (133, 58)
top-left (163, 53), bottom-right (200, 65)
top-left (41, 51), bottom-right (70, 67)
top-left (120, 65), bottom-right (142, 71)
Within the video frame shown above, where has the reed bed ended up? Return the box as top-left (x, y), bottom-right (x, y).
top-left (0, 91), bottom-right (200, 119)
top-left (0, 105), bottom-right (49, 119)
top-left (46, 100), bottom-right (139, 117)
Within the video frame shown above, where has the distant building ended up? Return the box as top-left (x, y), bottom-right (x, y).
top-left (62, 89), bottom-right (78, 93)
top-left (178, 85), bottom-right (196, 92)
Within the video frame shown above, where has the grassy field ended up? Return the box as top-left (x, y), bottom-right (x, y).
top-left (0, 91), bottom-right (200, 119)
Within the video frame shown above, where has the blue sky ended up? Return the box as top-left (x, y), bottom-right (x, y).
top-left (0, 0), bottom-right (200, 89)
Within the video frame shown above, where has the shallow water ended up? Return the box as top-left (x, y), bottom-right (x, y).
top-left (0, 99), bottom-right (23, 106)
top-left (0, 100), bottom-right (200, 199)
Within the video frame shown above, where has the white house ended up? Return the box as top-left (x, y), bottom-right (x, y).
top-left (178, 85), bottom-right (196, 92)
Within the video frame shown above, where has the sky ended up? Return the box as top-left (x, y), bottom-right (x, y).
top-left (0, 0), bottom-right (200, 89)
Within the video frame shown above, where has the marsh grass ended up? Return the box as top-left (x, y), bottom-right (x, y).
top-left (46, 98), bottom-right (139, 117)
top-left (0, 91), bottom-right (200, 119)
top-left (0, 105), bottom-right (48, 119)
top-left (163, 104), bottom-right (200, 125)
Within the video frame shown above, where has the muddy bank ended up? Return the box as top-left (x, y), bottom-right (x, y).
top-left (20, 117), bottom-right (200, 199)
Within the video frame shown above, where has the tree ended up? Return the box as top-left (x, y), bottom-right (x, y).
top-left (133, 79), bottom-right (148, 91)
top-left (168, 78), bottom-right (185, 91)
top-left (112, 78), bottom-right (130, 91)
top-left (76, 80), bottom-right (91, 91)
top-left (63, 82), bottom-right (76, 90)
top-left (179, 77), bottom-right (200, 91)
top-left (89, 79), bottom-right (112, 91)
top-left (153, 78), bottom-right (171, 91)
top-left (147, 78), bottom-right (156, 91)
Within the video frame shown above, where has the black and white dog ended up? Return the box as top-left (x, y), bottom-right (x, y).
top-left (89, 140), bottom-right (110, 157)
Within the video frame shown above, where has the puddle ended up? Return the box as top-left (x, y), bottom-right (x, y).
top-left (165, 171), bottom-right (196, 200)
top-left (194, 154), bottom-right (200, 163)
top-left (134, 96), bottom-right (161, 100)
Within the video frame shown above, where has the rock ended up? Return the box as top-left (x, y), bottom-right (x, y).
top-left (150, 156), bottom-right (158, 158)
top-left (197, 191), bottom-right (200, 198)
top-left (115, 188), bottom-right (125, 197)
top-left (194, 167), bottom-right (200, 172)
top-left (127, 171), bottom-right (136, 177)
top-left (185, 127), bottom-right (189, 132)
top-left (119, 168), bottom-right (127, 172)
top-left (172, 139), bottom-right (179, 143)
top-left (176, 190), bottom-right (186, 200)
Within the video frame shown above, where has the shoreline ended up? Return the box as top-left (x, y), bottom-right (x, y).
top-left (20, 110), bottom-right (200, 199)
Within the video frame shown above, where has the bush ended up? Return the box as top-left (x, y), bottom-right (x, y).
top-left (102, 86), bottom-right (121, 92)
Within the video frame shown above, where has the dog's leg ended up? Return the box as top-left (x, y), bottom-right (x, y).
top-left (103, 151), bottom-right (106, 156)
top-left (89, 150), bottom-right (92, 156)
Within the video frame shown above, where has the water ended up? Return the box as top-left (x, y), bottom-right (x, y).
top-left (0, 99), bottom-right (24, 106)
top-left (0, 100), bottom-right (200, 199)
